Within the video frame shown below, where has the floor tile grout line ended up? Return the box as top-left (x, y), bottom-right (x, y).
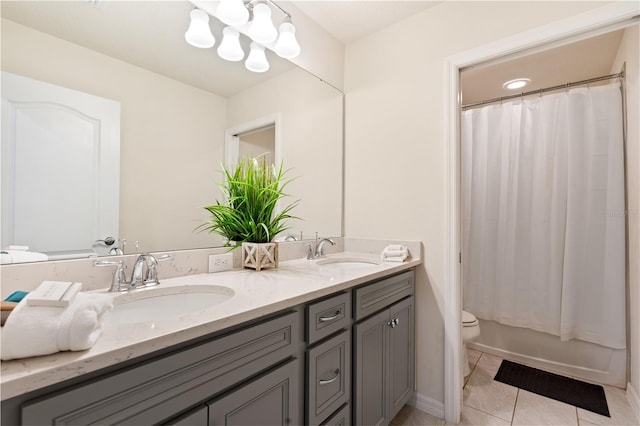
top-left (510, 388), bottom-right (519, 425)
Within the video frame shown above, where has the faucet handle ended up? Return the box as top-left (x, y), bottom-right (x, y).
top-left (95, 260), bottom-right (129, 292)
top-left (304, 242), bottom-right (315, 260)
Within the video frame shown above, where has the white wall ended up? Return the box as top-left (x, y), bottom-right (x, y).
top-left (1, 19), bottom-right (228, 253)
top-left (344, 0), bottom-right (614, 407)
top-left (612, 24), bottom-right (640, 408)
top-left (227, 67), bottom-right (343, 239)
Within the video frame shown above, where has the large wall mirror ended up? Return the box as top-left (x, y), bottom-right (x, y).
top-left (0, 0), bottom-right (343, 263)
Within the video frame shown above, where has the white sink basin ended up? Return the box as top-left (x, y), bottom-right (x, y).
top-left (105, 285), bottom-right (234, 325)
top-left (315, 257), bottom-right (380, 269)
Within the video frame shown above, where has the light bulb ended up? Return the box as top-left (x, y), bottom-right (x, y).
top-left (245, 42), bottom-right (269, 73)
top-left (274, 21), bottom-right (300, 59)
top-left (185, 9), bottom-right (215, 48)
top-left (217, 27), bottom-right (245, 62)
top-left (247, 2), bottom-right (278, 44)
top-left (217, 0), bottom-right (249, 27)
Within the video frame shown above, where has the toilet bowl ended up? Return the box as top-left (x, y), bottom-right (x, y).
top-left (462, 310), bottom-right (480, 377)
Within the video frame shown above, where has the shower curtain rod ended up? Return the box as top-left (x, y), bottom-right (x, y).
top-left (461, 71), bottom-right (624, 110)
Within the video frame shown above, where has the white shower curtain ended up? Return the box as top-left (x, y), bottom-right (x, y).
top-left (462, 83), bottom-right (626, 349)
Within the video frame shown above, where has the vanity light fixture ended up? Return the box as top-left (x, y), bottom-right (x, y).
top-left (184, 1), bottom-right (300, 73)
top-left (217, 0), bottom-right (250, 27)
top-left (274, 18), bottom-right (300, 59)
top-left (245, 42), bottom-right (270, 73)
top-left (247, 1), bottom-right (278, 44)
top-left (218, 27), bottom-right (245, 61)
top-left (185, 9), bottom-right (215, 48)
top-left (503, 78), bottom-right (531, 90)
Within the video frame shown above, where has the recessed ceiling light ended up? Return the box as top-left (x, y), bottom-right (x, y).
top-left (503, 78), bottom-right (531, 90)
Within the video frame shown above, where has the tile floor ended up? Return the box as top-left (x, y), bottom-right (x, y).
top-left (390, 349), bottom-right (639, 426)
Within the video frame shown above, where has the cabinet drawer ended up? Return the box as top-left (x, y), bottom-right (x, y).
top-left (353, 270), bottom-right (414, 320)
top-left (22, 310), bottom-right (300, 425)
top-left (321, 403), bottom-right (350, 426)
top-left (307, 292), bottom-right (351, 344)
top-left (307, 330), bottom-right (351, 425)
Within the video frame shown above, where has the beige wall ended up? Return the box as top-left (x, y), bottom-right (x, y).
top-left (227, 67), bottom-right (343, 239)
top-left (612, 24), bottom-right (640, 398)
top-left (1, 19), bottom-right (228, 253)
top-left (344, 0), bottom-right (613, 405)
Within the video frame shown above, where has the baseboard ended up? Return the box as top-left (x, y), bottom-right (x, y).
top-left (409, 392), bottom-right (445, 419)
top-left (628, 382), bottom-right (640, 424)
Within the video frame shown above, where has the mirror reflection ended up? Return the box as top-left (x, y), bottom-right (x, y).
top-left (0, 0), bottom-right (343, 263)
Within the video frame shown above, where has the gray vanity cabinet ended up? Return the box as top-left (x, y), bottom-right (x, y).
top-left (5, 268), bottom-right (416, 426)
top-left (353, 271), bottom-right (415, 426)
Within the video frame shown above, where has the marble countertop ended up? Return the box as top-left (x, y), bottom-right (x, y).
top-left (1, 252), bottom-right (420, 400)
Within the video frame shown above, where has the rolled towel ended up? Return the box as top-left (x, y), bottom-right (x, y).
top-left (381, 245), bottom-right (409, 262)
top-left (1, 292), bottom-right (113, 360)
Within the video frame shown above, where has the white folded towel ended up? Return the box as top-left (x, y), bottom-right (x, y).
top-left (381, 245), bottom-right (409, 262)
top-left (1, 292), bottom-right (113, 360)
top-left (0, 249), bottom-right (48, 264)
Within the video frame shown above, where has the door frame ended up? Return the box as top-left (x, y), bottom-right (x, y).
top-left (443, 2), bottom-right (639, 422)
top-left (224, 113), bottom-right (282, 169)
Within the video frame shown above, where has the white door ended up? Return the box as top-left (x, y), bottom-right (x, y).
top-left (1, 72), bottom-right (120, 259)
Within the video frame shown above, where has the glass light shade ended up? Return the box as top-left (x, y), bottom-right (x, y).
top-left (274, 22), bottom-right (300, 59)
top-left (185, 9), bottom-right (215, 48)
top-left (245, 42), bottom-right (269, 73)
top-left (217, 27), bottom-right (244, 61)
top-left (217, 0), bottom-right (249, 27)
top-left (247, 3), bottom-right (278, 44)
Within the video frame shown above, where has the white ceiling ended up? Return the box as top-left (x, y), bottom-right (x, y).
top-left (2, 1), bottom-right (627, 101)
top-left (461, 30), bottom-right (625, 106)
top-left (291, 0), bottom-right (442, 44)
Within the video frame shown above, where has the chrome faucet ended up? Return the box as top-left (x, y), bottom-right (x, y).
top-left (95, 253), bottom-right (171, 292)
top-left (316, 238), bottom-right (335, 258)
top-left (305, 236), bottom-right (336, 259)
top-left (130, 253), bottom-right (159, 288)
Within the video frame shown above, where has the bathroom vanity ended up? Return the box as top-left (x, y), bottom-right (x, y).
top-left (0, 255), bottom-right (418, 425)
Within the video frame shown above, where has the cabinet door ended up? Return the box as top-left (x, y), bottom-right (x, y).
top-left (387, 296), bottom-right (415, 419)
top-left (307, 330), bottom-right (350, 425)
top-left (208, 359), bottom-right (300, 426)
top-left (353, 309), bottom-right (389, 426)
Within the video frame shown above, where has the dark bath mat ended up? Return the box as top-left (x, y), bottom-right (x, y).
top-left (494, 360), bottom-right (610, 417)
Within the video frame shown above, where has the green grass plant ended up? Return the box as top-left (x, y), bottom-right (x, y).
top-left (200, 155), bottom-right (299, 247)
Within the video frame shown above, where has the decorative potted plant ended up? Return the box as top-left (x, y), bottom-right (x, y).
top-left (201, 155), bottom-right (299, 270)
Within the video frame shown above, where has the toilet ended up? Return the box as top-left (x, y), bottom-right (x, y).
top-left (462, 310), bottom-right (480, 377)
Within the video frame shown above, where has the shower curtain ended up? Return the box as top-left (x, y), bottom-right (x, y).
top-left (462, 83), bottom-right (626, 349)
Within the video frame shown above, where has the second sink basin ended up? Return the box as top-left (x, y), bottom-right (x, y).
top-left (105, 285), bottom-right (234, 325)
top-left (315, 257), bottom-right (380, 269)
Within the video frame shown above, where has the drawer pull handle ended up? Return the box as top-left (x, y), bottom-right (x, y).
top-left (319, 369), bottom-right (340, 385)
top-left (319, 311), bottom-right (341, 322)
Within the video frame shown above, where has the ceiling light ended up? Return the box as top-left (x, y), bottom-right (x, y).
top-left (185, 9), bottom-right (215, 48)
top-left (217, 0), bottom-right (249, 27)
top-left (274, 19), bottom-right (300, 59)
top-left (183, 1), bottom-right (301, 73)
top-left (248, 2), bottom-right (278, 44)
top-left (503, 78), bottom-right (531, 90)
top-left (245, 42), bottom-right (269, 73)
top-left (218, 27), bottom-right (245, 61)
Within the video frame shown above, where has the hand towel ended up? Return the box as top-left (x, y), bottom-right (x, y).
top-left (381, 245), bottom-right (409, 262)
top-left (1, 292), bottom-right (113, 360)
top-left (0, 249), bottom-right (48, 264)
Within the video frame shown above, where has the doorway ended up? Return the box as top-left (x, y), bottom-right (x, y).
top-left (444, 3), bottom-right (639, 423)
